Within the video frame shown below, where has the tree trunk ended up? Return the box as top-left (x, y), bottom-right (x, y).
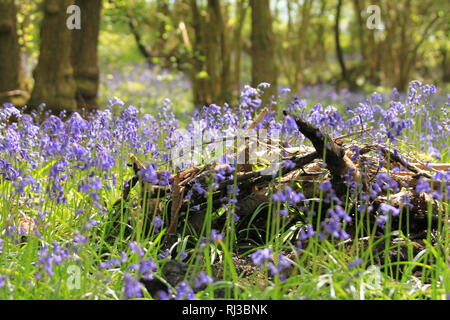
top-left (250, 0), bottom-right (277, 104)
top-left (188, 0), bottom-right (210, 107)
top-left (71, 0), bottom-right (102, 111)
top-left (233, 0), bottom-right (247, 95)
top-left (335, 0), bottom-right (350, 87)
top-left (0, 0), bottom-right (21, 104)
top-left (29, 0), bottom-right (77, 114)
top-left (442, 47), bottom-right (450, 83)
top-left (293, 0), bottom-right (312, 91)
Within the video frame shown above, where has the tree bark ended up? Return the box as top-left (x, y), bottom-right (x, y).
top-left (29, 0), bottom-right (77, 114)
top-left (0, 0), bottom-right (21, 104)
top-left (188, 0), bottom-right (210, 107)
top-left (250, 0), bottom-right (277, 104)
top-left (71, 0), bottom-right (102, 111)
top-left (335, 0), bottom-right (350, 87)
top-left (233, 0), bottom-right (247, 94)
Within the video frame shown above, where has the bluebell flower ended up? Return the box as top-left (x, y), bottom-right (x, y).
top-left (267, 262), bottom-right (278, 275)
top-left (379, 203), bottom-right (400, 216)
top-left (209, 229), bottom-right (224, 242)
top-left (300, 224), bottom-right (315, 240)
top-left (83, 218), bottom-right (100, 230)
top-left (250, 248), bottom-right (272, 267)
top-left (376, 215), bottom-right (389, 227)
top-left (73, 230), bottom-right (86, 244)
top-left (153, 216), bottom-right (164, 233)
top-left (179, 251), bottom-right (188, 261)
top-left (138, 258), bottom-right (157, 280)
top-left (279, 209), bottom-right (288, 217)
top-left (140, 164), bottom-right (159, 184)
top-left (416, 178), bottom-right (431, 193)
top-left (282, 159), bottom-right (296, 170)
top-left (194, 271), bottom-right (214, 289)
top-left (123, 273), bottom-right (142, 299)
top-left (348, 258), bottom-right (362, 270)
top-left (176, 281), bottom-right (196, 300)
top-left (277, 253), bottom-right (291, 273)
top-left (319, 181), bottom-right (332, 192)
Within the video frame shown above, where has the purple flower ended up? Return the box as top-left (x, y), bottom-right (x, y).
top-left (176, 281), bottom-right (196, 300)
top-left (138, 258), bottom-right (156, 280)
top-left (250, 248), bottom-right (272, 267)
top-left (279, 208), bottom-right (288, 217)
top-left (0, 275), bottom-right (5, 289)
top-left (128, 241), bottom-right (145, 257)
top-left (209, 229), bottom-right (224, 242)
top-left (321, 217), bottom-right (348, 239)
top-left (376, 172), bottom-right (399, 192)
top-left (83, 218), bottom-right (100, 230)
top-left (153, 216), bottom-right (164, 233)
top-left (73, 230), bottom-right (86, 244)
top-left (99, 259), bottom-right (120, 270)
top-left (348, 258), bottom-right (362, 270)
top-left (376, 214), bottom-right (389, 227)
top-left (36, 243), bottom-right (71, 278)
top-left (193, 182), bottom-right (207, 197)
top-left (277, 253), bottom-right (291, 273)
top-left (194, 271), bottom-right (214, 289)
top-left (140, 164), bottom-right (158, 184)
top-left (416, 178), bottom-right (431, 193)
top-left (179, 251), bottom-right (188, 261)
top-left (299, 224), bottom-right (315, 240)
top-left (328, 206), bottom-right (352, 223)
top-left (157, 290), bottom-right (171, 300)
top-left (296, 241), bottom-right (302, 252)
top-left (283, 159), bottom-right (296, 170)
top-left (379, 203), bottom-right (400, 217)
top-left (123, 273), bottom-right (142, 299)
top-left (121, 251), bottom-right (128, 264)
top-left (285, 116), bottom-right (298, 132)
top-left (320, 181), bottom-right (332, 192)
top-left (258, 82), bottom-right (271, 89)
top-left (266, 262), bottom-right (278, 275)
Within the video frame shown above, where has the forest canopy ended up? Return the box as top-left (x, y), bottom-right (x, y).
top-left (0, 0), bottom-right (448, 113)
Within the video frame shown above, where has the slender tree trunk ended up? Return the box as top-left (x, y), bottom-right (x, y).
top-left (215, 1), bottom-right (232, 104)
top-left (205, 0), bottom-right (220, 103)
top-left (250, 0), bottom-right (277, 103)
top-left (0, 0), bottom-right (21, 104)
top-left (441, 47), bottom-right (450, 83)
top-left (71, 0), bottom-right (102, 111)
top-left (293, 0), bottom-right (312, 91)
top-left (29, 0), bottom-right (77, 114)
top-left (233, 0), bottom-right (247, 95)
top-left (335, 0), bottom-right (349, 86)
top-left (188, 0), bottom-right (210, 107)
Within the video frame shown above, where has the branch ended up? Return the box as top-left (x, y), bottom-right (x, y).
top-left (284, 111), bottom-right (359, 181)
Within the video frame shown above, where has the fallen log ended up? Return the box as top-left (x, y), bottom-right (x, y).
top-left (284, 111), bottom-right (361, 194)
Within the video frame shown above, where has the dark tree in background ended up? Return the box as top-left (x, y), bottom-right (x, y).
top-left (0, 0), bottom-right (21, 104)
top-left (71, 0), bottom-right (102, 110)
top-left (335, 0), bottom-right (351, 88)
top-left (250, 0), bottom-right (277, 103)
top-left (185, 0), bottom-right (232, 107)
top-left (29, 0), bottom-right (77, 113)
